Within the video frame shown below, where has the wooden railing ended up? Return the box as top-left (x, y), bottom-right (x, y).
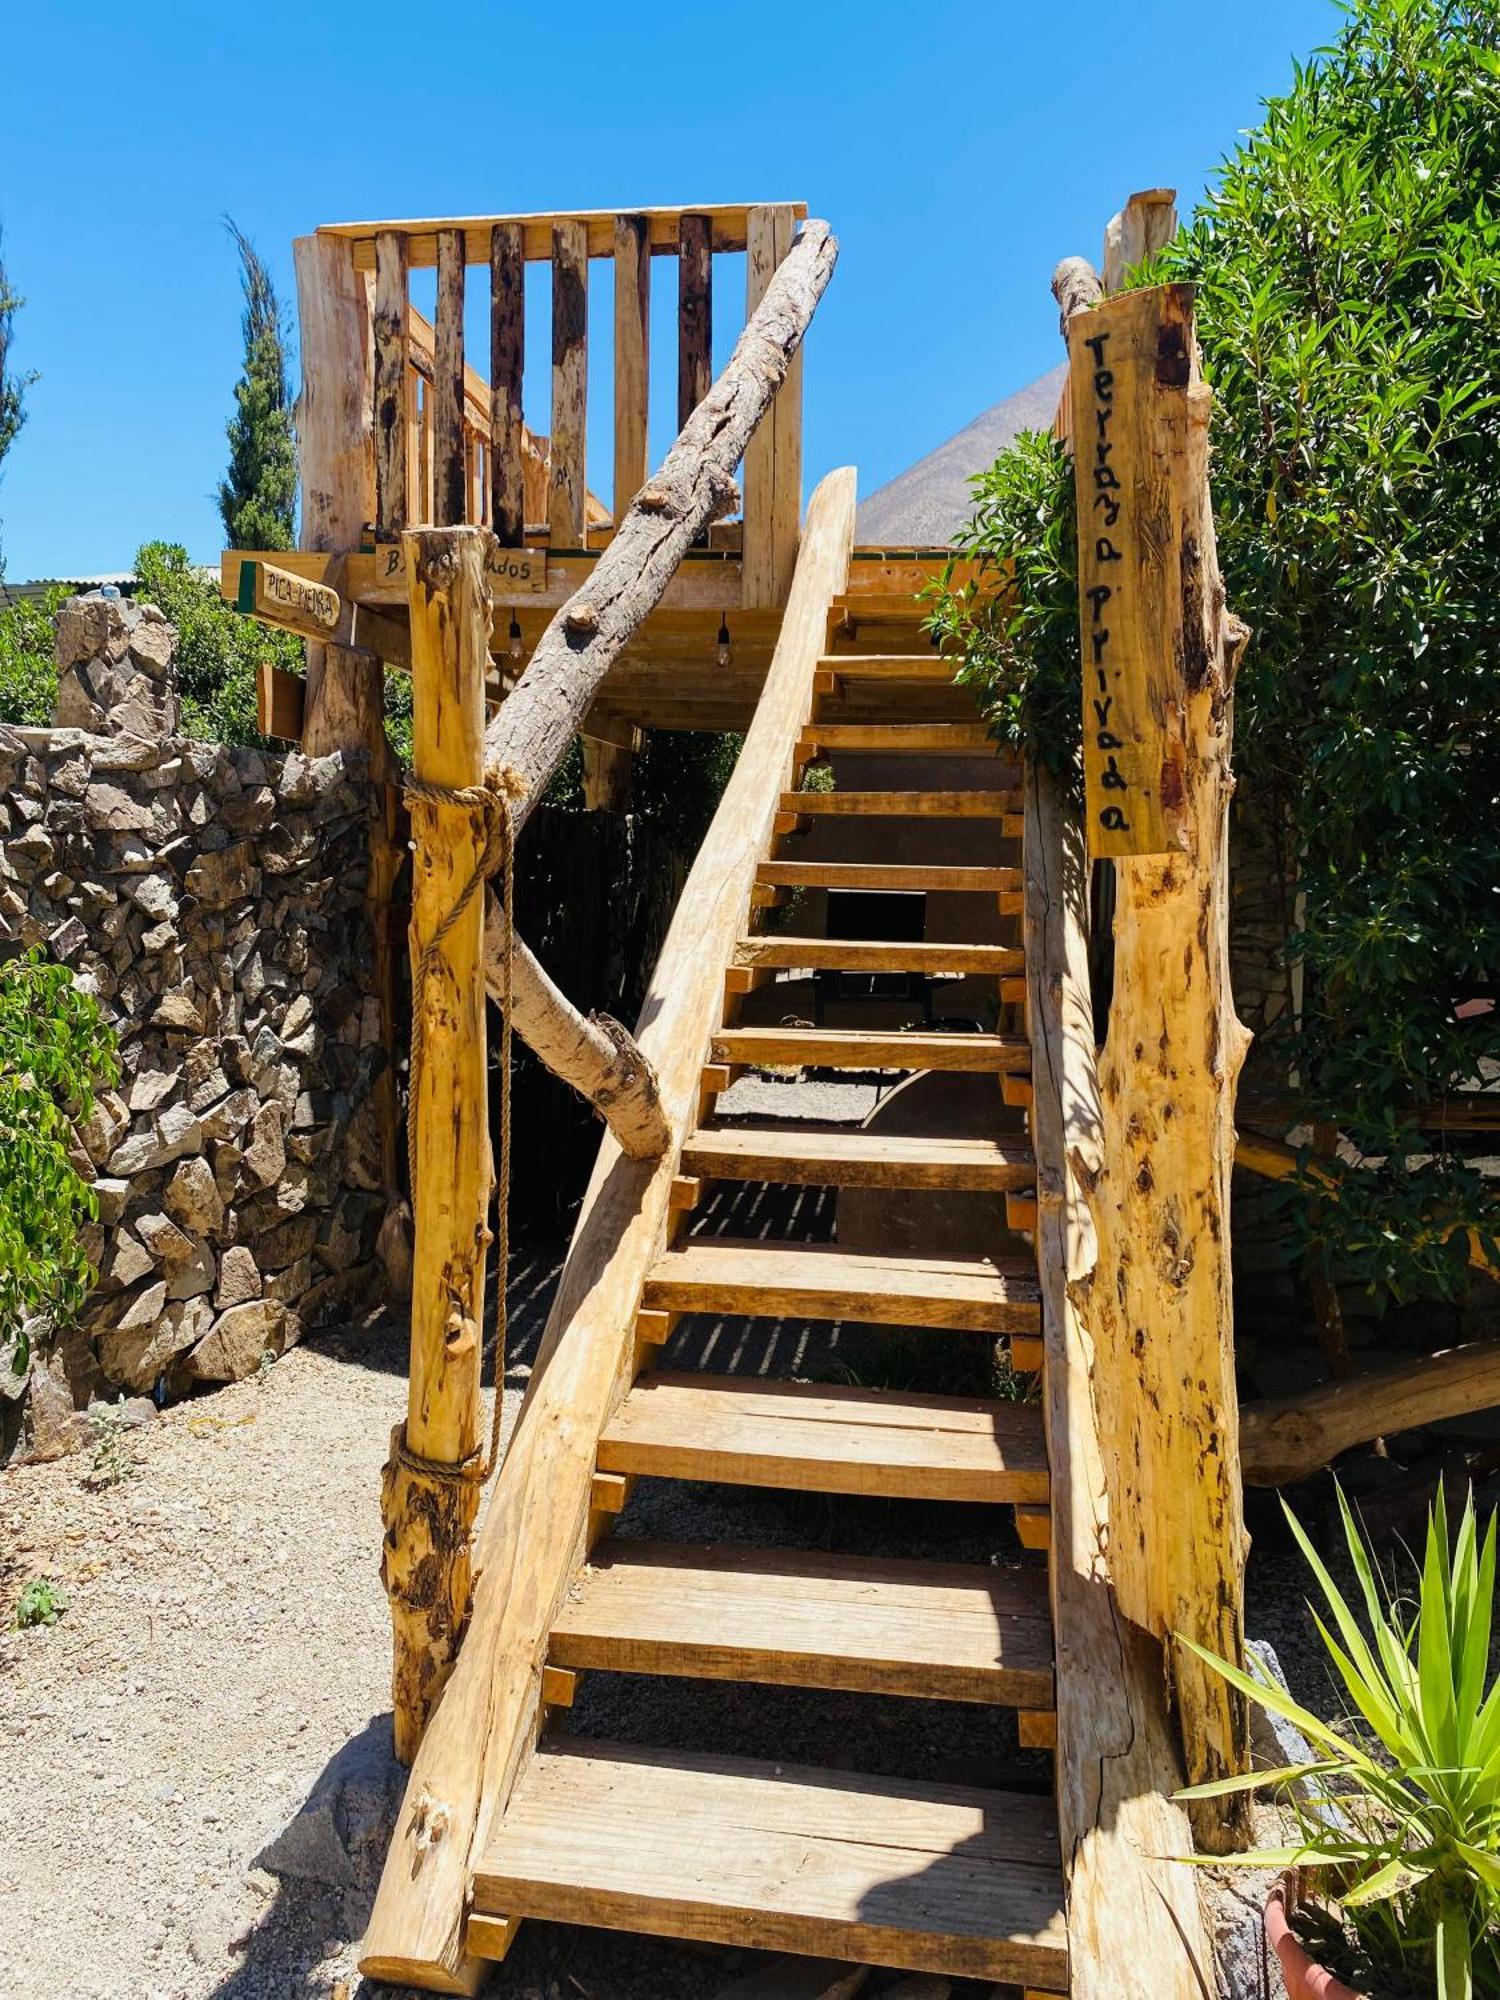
top-left (319, 202), bottom-right (808, 606)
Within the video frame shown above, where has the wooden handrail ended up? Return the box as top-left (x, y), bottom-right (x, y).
top-left (321, 201), bottom-right (809, 267)
top-left (359, 466), bottom-right (857, 1995)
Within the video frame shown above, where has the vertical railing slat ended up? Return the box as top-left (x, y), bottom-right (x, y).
top-left (770, 213), bottom-right (804, 600)
top-left (489, 221), bottom-right (526, 546)
top-left (613, 213), bottom-right (651, 526)
top-left (548, 220), bottom-right (589, 546)
top-left (373, 231), bottom-right (410, 539)
top-left (677, 212), bottom-right (713, 430)
top-left (742, 204), bottom-right (787, 605)
top-left (433, 228), bottom-right (468, 527)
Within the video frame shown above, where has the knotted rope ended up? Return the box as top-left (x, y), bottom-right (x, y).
top-left (395, 764), bottom-right (521, 1490)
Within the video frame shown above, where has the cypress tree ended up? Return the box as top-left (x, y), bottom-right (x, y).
top-left (0, 228), bottom-right (35, 578)
top-left (219, 220), bottom-right (296, 551)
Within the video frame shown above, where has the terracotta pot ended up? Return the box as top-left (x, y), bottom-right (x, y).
top-left (1265, 1875), bottom-right (1366, 2000)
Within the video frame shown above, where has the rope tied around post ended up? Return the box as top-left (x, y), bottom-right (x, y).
top-left (399, 762), bottom-right (523, 1489)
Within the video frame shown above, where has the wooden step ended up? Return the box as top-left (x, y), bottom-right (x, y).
top-left (816, 653), bottom-right (958, 681)
top-left (778, 789), bottom-right (1020, 819)
top-left (472, 1739), bottom-right (1069, 1986)
top-left (550, 1540), bottom-right (1054, 1706)
top-left (802, 722), bottom-right (995, 754)
top-left (643, 1239), bottom-right (1040, 1333)
top-left (599, 1372), bottom-right (1049, 1502)
top-left (733, 936), bottom-right (1024, 976)
top-left (756, 860), bottom-right (1018, 893)
top-left (681, 1126), bottom-right (1036, 1191)
top-left (710, 1027), bottom-right (1030, 1074)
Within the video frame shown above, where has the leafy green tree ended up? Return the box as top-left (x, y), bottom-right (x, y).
top-left (134, 539), bottom-right (299, 745)
top-left (930, 0), bottom-right (1500, 1304)
top-left (0, 584), bottom-right (67, 725)
top-left (218, 221), bottom-right (296, 551)
top-left (0, 951), bottom-right (120, 1375)
top-left (0, 228), bottom-right (37, 578)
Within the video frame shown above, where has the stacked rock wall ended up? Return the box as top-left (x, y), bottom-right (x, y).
top-left (0, 594), bottom-right (384, 1440)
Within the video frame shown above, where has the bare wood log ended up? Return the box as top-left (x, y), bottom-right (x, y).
top-left (1050, 255), bottom-right (1103, 337)
top-left (382, 526), bottom-right (494, 1764)
top-left (360, 467), bottom-right (857, 1996)
top-left (484, 896), bottom-right (668, 1159)
top-left (1060, 276), bottom-right (1252, 1852)
top-left (483, 219), bottom-right (837, 832)
top-left (678, 211), bottom-right (713, 428)
top-left (1024, 760), bottom-right (1214, 1999)
top-left (1242, 1342), bottom-right (1500, 1487)
top-left (373, 232), bottom-right (410, 537)
top-left (548, 220), bottom-right (589, 545)
top-left (489, 223), bottom-right (525, 546)
top-left (613, 213), bottom-right (651, 522)
top-left (1102, 188), bottom-right (1178, 290)
top-left (434, 231), bottom-right (468, 527)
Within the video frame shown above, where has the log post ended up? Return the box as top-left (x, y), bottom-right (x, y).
top-left (1057, 267), bottom-right (1253, 1850)
top-left (381, 524), bottom-right (495, 1763)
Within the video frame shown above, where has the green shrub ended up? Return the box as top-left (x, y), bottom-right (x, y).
top-left (132, 540), bottom-right (298, 747)
top-left (0, 584), bottom-right (66, 725)
top-left (0, 949), bottom-right (120, 1375)
top-left (929, 0), bottom-right (1500, 1304)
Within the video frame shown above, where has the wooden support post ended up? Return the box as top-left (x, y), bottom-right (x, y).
top-left (1057, 265), bottom-right (1252, 1850)
top-left (549, 220), bottom-right (588, 545)
top-left (380, 525), bottom-right (495, 1765)
top-left (489, 222), bottom-right (525, 546)
top-left (613, 212), bottom-right (651, 524)
top-left (677, 212), bottom-right (713, 427)
top-left (581, 732), bottom-right (635, 811)
top-left (434, 230), bottom-right (468, 528)
top-left (373, 232), bottom-right (411, 538)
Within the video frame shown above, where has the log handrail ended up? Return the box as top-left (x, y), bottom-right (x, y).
top-left (360, 466), bottom-right (858, 1995)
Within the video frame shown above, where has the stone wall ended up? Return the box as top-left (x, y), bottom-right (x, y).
top-left (0, 593), bottom-right (384, 1454)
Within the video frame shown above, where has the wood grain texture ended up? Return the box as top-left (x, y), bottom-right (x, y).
top-left (709, 1027), bottom-right (1030, 1074)
top-left (473, 1740), bottom-right (1069, 1987)
top-left (680, 1126), bottom-right (1036, 1191)
top-left (778, 789), bottom-right (1022, 821)
top-left (731, 936), bottom-right (1023, 976)
top-left (549, 220), bottom-right (589, 545)
top-left (327, 202), bottom-right (810, 269)
top-left (743, 202), bottom-right (799, 607)
top-left (373, 232), bottom-right (410, 536)
top-left (488, 223), bottom-right (525, 546)
top-left (550, 1540), bottom-right (1054, 1706)
top-left (432, 231), bottom-right (468, 528)
top-left (677, 212), bottom-right (713, 428)
top-left (599, 1372), bottom-right (1049, 1503)
top-left (613, 213), bottom-right (651, 523)
top-left (755, 861), bottom-right (1017, 892)
top-left (802, 722), bottom-right (995, 753)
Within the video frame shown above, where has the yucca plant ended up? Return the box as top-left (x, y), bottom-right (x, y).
top-left (1179, 1485), bottom-right (1500, 2000)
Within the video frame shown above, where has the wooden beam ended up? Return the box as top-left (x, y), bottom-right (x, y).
top-left (374, 231), bottom-right (411, 538)
top-left (678, 212), bottom-right (713, 428)
top-left (613, 213), bottom-right (651, 523)
top-left (582, 733), bottom-right (635, 811)
top-left (434, 230), bottom-right (468, 527)
top-left (549, 220), bottom-right (589, 546)
top-left (743, 203), bottom-right (794, 608)
top-left (380, 525), bottom-right (494, 1765)
top-left (359, 467), bottom-right (856, 1995)
top-left (489, 222), bottom-right (525, 546)
top-left (323, 201), bottom-right (810, 270)
top-left (256, 660), bottom-right (306, 742)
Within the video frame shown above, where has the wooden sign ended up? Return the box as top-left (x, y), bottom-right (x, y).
top-left (370, 541), bottom-right (548, 594)
top-left (1068, 285), bottom-right (1194, 857)
top-left (237, 559), bottom-right (343, 640)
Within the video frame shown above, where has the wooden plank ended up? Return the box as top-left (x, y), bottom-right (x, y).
top-left (770, 212), bottom-right (803, 603)
top-left (743, 202), bottom-right (796, 608)
top-left (326, 202), bottom-right (810, 269)
top-left (433, 229), bottom-right (468, 526)
top-left (613, 213), bottom-right (651, 523)
top-left (643, 1238), bottom-right (1039, 1333)
top-left (360, 471), bottom-right (857, 1994)
top-left (755, 861), bottom-right (1016, 892)
top-left (549, 220), bottom-right (589, 545)
top-left (464, 1914), bottom-right (517, 1963)
top-left (256, 659), bottom-right (306, 742)
top-left (489, 222), bottom-right (525, 547)
top-left (732, 936), bottom-right (1024, 976)
top-left (550, 1540), bottom-right (1054, 1706)
top-left (473, 1739), bottom-right (1069, 1988)
top-left (373, 231), bottom-right (410, 537)
top-left (801, 722), bottom-right (995, 754)
top-left (599, 1372), bottom-right (1049, 1502)
top-left (710, 1027), bottom-right (1030, 1074)
top-left (678, 212), bottom-right (713, 428)
top-left (778, 789), bottom-right (1021, 820)
top-left (680, 1127), bottom-right (1035, 1192)
top-left (814, 653), bottom-right (957, 681)
top-left (342, 545), bottom-right (740, 614)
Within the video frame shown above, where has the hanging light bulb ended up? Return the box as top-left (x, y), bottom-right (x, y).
top-left (508, 614), bottom-right (524, 663)
top-left (716, 617), bottom-right (732, 669)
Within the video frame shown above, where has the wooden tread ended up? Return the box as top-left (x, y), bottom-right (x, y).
top-left (680, 1126), bottom-right (1037, 1190)
top-left (816, 653), bottom-right (957, 681)
top-left (643, 1238), bottom-right (1040, 1332)
top-left (550, 1540), bottom-right (1054, 1706)
top-left (802, 722), bottom-right (995, 754)
top-left (779, 789), bottom-right (1020, 818)
top-left (599, 1372), bottom-right (1049, 1501)
top-left (472, 1738), bottom-right (1070, 1987)
top-left (711, 1027), bottom-right (1030, 1074)
top-left (734, 936), bottom-right (1023, 976)
top-left (756, 860), bottom-right (1018, 893)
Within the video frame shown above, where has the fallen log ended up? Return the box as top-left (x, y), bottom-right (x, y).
top-left (1241, 1341), bottom-right (1500, 1486)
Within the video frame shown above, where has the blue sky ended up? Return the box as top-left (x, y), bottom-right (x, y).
top-left (0, 0), bottom-right (1335, 581)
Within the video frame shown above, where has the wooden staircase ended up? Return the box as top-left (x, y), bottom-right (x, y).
top-left (466, 602), bottom-right (1070, 1991)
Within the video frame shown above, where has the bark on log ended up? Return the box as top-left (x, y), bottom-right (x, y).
top-left (1241, 1342), bottom-right (1500, 1486)
top-left (1051, 255), bottom-right (1104, 336)
top-left (484, 895), bottom-right (669, 1160)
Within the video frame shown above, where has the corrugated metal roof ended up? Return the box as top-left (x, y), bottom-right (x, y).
top-left (0, 573), bottom-right (138, 610)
